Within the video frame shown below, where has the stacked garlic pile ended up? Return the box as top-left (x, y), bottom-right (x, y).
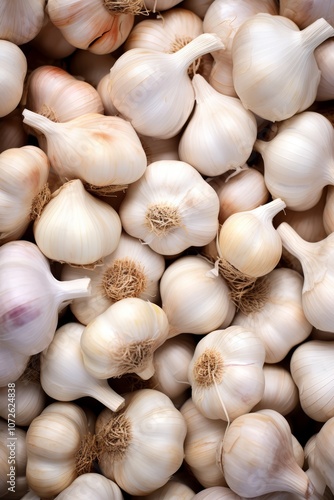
top-left (1, 0), bottom-right (334, 498)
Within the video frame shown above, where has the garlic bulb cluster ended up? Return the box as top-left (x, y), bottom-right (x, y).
top-left (232, 13), bottom-right (334, 121)
top-left (0, 40), bottom-right (27, 118)
top-left (54, 473), bottom-right (124, 500)
top-left (0, 0), bottom-right (45, 45)
top-left (119, 160), bottom-right (220, 256)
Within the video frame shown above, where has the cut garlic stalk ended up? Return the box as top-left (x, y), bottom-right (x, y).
top-left (0, 40), bottom-right (27, 118)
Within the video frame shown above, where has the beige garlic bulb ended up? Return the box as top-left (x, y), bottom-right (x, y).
top-left (81, 298), bottom-right (169, 380)
top-left (0, 145), bottom-right (50, 244)
top-left (108, 32), bottom-right (224, 139)
top-left (61, 231), bottom-right (165, 325)
top-left (144, 0), bottom-right (183, 10)
top-left (69, 50), bottom-right (116, 88)
top-left (313, 416), bottom-right (334, 495)
top-left (218, 409), bottom-right (314, 498)
top-left (0, 40), bottom-right (27, 118)
top-left (119, 160), bottom-right (220, 256)
top-left (54, 473), bottom-right (124, 500)
top-left (188, 325), bottom-right (265, 421)
top-left (323, 185), bottom-right (334, 235)
top-left (277, 222), bottom-right (334, 332)
top-left (33, 179), bottom-right (122, 267)
top-left (96, 388), bottom-right (187, 496)
top-left (0, 379), bottom-right (46, 426)
top-left (0, 0), bottom-right (45, 45)
top-left (0, 420), bottom-right (27, 498)
top-left (160, 254), bottom-right (235, 337)
top-left (178, 74), bottom-right (257, 177)
top-left (255, 111), bottom-right (334, 211)
top-left (315, 39), bottom-right (334, 101)
top-left (0, 109), bottom-right (28, 153)
top-left (279, 0), bottom-right (334, 29)
top-left (22, 109), bottom-right (147, 190)
top-left (232, 13), bottom-right (334, 122)
top-left (41, 322), bottom-right (125, 411)
top-left (47, 0), bottom-right (134, 54)
top-left (180, 397), bottom-right (227, 488)
top-left (232, 267), bottom-right (313, 363)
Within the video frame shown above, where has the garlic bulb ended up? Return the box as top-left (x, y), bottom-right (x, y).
top-left (119, 160), bottom-right (219, 256)
top-left (314, 39), bottom-right (334, 101)
top-left (323, 185), bottom-right (334, 235)
top-left (188, 325), bottom-right (265, 421)
top-left (61, 231), bottom-right (165, 325)
top-left (69, 50), bottom-right (116, 88)
top-left (95, 388), bottom-right (187, 495)
top-left (0, 40), bottom-right (27, 118)
top-left (41, 322), bottom-right (125, 411)
top-left (180, 397), bottom-right (227, 488)
top-left (96, 73), bottom-right (118, 116)
top-left (108, 32), bottom-right (224, 139)
top-left (0, 145), bottom-right (50, 244)
top-left (218, 409), bottom-right (314, 498)
top-left (231, 13), bottom-right (334, 121)
top-left (0, 240), bottom-right (91, 385)
top-left (279, 0), bottom-right (334, 29)
top-left (192, 487), bottom-right (242, 499)
top-left (81, 298), bottom-right (169, 380)
top-left (144, 0), bottom-right (183, 11)
top-left (0, 0), bottom-right (45, 45)
top-left (290, 340), bottom-right (334, 422)
top-left (255, 111), bottom-right (334, 211)
top-left (54, 473), bottom-right (124, 500)
top-left (178, 74), bottom-right (257, 177)
top-left (132, 480), bottom-right (195, 500)
top-left (232, 267), bottom-right (313, 363)
top-left (313, 416), bottom-right (334, 495)
top-left (22, 109), bottom-right (147, 189)
top-left (33, 179), bottom-right (122, 267)
top-left (0, 109), bottom-right (28, 153)
top-left (0, 420), bottom-right (27, 498)
top-left (181, 0), bottom-right (214, 19)
top-left (0, 379), bottom-right (46, 426)
top-left (30, 9), bottom-right (76, 59)
top-left (304, 434), bottom-right (328, 499)
top-left (277, 222), bottom-right (334, 332)
top-left (160, 254), bottom-right (235, 337)
top-left (47, 0), bottom-right (134, 54)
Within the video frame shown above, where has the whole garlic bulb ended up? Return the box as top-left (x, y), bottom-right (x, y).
top-left (95, 388), bottom-right (187, 496)
top-left (0, 0), bottom-right (45, 45)
top-left (0, 40), bottom-right (27, 118)
top-left (131, 479), bottom-right (195, 500)
top-left (80, 298), bottom-right (169, 380)
top-left (33, 179), bottom-right (122, 267)
top-left (54, 473), bottom-right (124, 500)
top-left (231, 13), bottom-right (334, 121)
top-left (178, 74), bottom-right (257, 177)
top-left (119, 160), bottom-right (219, 256)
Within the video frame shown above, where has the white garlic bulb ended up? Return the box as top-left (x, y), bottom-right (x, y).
top-left (22, 109), bottom-right (147, 189)
top-left (119, 160), bottom-right (220, 256)
top-left (54, 473), bottom-right (124, 500)
top-left (96, 388), bottom-right (187, 496)
top-left (0, 0), bottom-right (45, 45)
top-left (81, 298), bottom-right (169, 380)
top-left (108, 32), bottom-right (224, 139)
top-left (33, 179), bottom-right (122, 267)
top-left (178, 74), bottom-right (257, 177)
top-left (131, 479), bottom-right (195, 500)
top-left (0, 40), bottom-right (27, 118)
top-left (232, 13), bottom-right (334, 121)
top-left (41, 322), bottom-right (125, 411)
top-left (0, 379), bottom-right (46, 426)
top-left (160, 254), bottom-right (235, 337)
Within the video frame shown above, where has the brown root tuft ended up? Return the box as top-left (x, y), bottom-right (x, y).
top-left (193, 348), bottom-right (224, 387)
top-left (75, 433), bottom-right (99, 475)
top-left (18, 353), bottom-right (41, 384)
top-left (145, 203), bottom-right (182, 236)
top-left (84, 183), bottom-right (128, 197)
top-left (113, 339), bottom-right (155, 376)
top-left (96, 412), bottom-right (131, 460)
top-left (40, 104), bottom-right (59, 122)
top-left (102, 258), bottom-right (147, 302)
top-left (30, 183), bottom-right (52, 220)
top-left (103, 0), bottom-right (148, 15)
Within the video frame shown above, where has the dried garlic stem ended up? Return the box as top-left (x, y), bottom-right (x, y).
top-left (84, 182), bottom-right (128, 197)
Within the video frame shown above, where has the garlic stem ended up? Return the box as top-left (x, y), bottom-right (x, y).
top-left (258, 198), bottom-right (287, 222)
top-left (87, 383), bottom-right (125, 412)
top-left (55, 277), bottom-right (91, 302)
top-left (22, 108), bottom-right (56, 134)
top-left (172, 32), bottom-right (224, 72)
top-left (301, 17), bottom-right (334, 53)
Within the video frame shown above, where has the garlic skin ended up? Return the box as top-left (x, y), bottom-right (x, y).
top-left (160, 255), bottom-right (235, 337)
top-left (33, 179), bottom-right (122, 267)
top-left (313, 416), bottom-right (334, 495)
top-left (0, 380), bottom-right (46, 426)
top-left (0, 40), bottom-right (27, 118)
top-left (0, 145), bottom-right (50, 244)
top-left (81, 298), bottom-right (169, 380)
top-left (47, 0), bottom-right (134, 54)
top-left (119, 160), bottom-right (220, 256)
top-left (219, 409), bottom-right (314, 498)
top-left (96, 388), bottom-right (187, 496)
top-left (232, 13), bottom-right (334, 122)
top-left (54, 473), bottom-right (124, 500)
top-left (290, 340), bottom-right (334, 422)
top-left (0, 0), bottom-right (45, 45)
top-left (96, 73), bottom-right (118, 116)
top-left (61, 232), bottom-right (165, 325)
top-left (280, 0), bottom-right (334, 29)
top-left (22, 109), bottom-right (147, 188)
top-left (108, 33), bottom-right (224, 139)
top-left (41, 322), bottom-right (125, 411)
top-left (178, 74), bottom-right (257, 177)
top-left (314, 39), bottom-right (334, 101)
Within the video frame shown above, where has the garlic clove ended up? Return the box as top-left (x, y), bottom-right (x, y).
top-left (314, 38), bottom-right (334, 101)
top-left (279, 0), bottom-right (334, 29)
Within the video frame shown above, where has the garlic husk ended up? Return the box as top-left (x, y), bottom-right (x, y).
top-left (0, 40), bottom-right (27, 118)
top-left (290, 340), bottom-right (334, 422)
top-left (218, 409), bottom-right (314, 498)
top-left (108, 32), bottom-right (224, 139)
top-left (0, 379), bottom-right (46, 426)
top-left (33, 179), bottom-right (122, 267)
top-left (232, 13), bottom-right (334, 121)
top-left (0, 0), bottom-right (45, 45)
top-left (178, 74), bottom-right (257, 177)
top-left (95, 388), bottom-right (187, 496)
top-left (188, 325), bottom-right (265, 421)
top-left (69, 49), bottom-right (116, 88)
top-left (54, 473), bottom-right (124, 500)
top-left (22, 109), bottom-right (147, 188)
top-left (119, 160), bottom-right (220, 255)
top-left (192, 487), bottom-right (242, 499)
top-left (255, 111), bottom-right (334, 211)
top-left (313, 416), bottom-right (334, 495)
top-left (279, 0), bottom-right (334, 29)
top-left (160, 254), bottom-right (235, 337)
top-left (60, 231), bottom-right (165, 325)
top-left (0, 109), bottom-right (28, 154)
top-left (139, 133), bottom-right (180, 164)
top-left (277, 222), bottom-right (334, 332)
top-left (30, 9), bottom-right (76, 59)
top-left (81, 298), bottom-right (169, 380)
top-left (0, 240), bottom-right (91, 366)
top-left (180, 397), bottom-right (227, 488)
top-left (323, 185), bottom-right (334, 235)
top-left (47, 0), bottom-right (134, 54)
top-left (314, 39), bottom-right (334, 101)
top-left (232, 267), bottom-right (313, 363)
top-left (41, 322), bottom-right (125, 411)
top-left (0, 420), bottom-right (27, 498)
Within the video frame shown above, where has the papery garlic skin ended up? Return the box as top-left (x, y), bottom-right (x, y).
top-left (54, 473), bottom-right (124, 499)
top-left (131, 479), bottom-right (195, 500)
top-left (0, 0), bottom-right (45, 45)
top-left (0, 40), bottom-right (27, 118)
top-left (119, 160), bottom-right (219, 256)
top-left (96, 389), bottom-right (187, 496)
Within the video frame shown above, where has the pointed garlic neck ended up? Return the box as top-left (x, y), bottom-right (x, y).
top-left (22, 108), bottom-right (57, 135)
top-left (301, 18), bottom-right (334, 53)
top-left (192, 73), bottom-right (217, 104)
top-left (55, 277), bottom-right (91, 304)
top-left (87, 382), bottom-right (125, 412)
top-left (172, 33), bottom-right (224, 72)
top-left (254, 198), bottom-right (286, 223)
